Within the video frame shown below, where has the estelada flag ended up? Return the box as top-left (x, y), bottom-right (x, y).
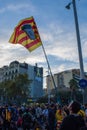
top-left (9, 16), bottom-right (42, 52)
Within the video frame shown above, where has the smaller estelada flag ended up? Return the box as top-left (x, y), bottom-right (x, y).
top-left (9, 16), bottom-right (42, 52)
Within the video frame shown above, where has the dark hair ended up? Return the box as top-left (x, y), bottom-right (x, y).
top-left (50, 103), bottom-right (55, 108)
top-left (25, 108), bottom-right (29, 113)
top-left (71, 101), bottom-right (81, 113)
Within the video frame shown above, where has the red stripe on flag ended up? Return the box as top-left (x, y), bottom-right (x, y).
top-left (25, 39), bottom-right (40, 48)
top-left (16, 30), bottom-right (24, 37)
top-left (18, 36), bottom-right (29, 43)
top-left (16, 19), bottom-right (34, 30)
top-left (13, 30), bottom-right (17, 43)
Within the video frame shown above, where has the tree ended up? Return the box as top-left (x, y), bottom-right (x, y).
top-left (0, 74), bottom-right (32, 104)
top-left (69, 79), bottom-right (79, 101)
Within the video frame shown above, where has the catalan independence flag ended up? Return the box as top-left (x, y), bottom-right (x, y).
top-left (9, 16), bottom-right (42, 52)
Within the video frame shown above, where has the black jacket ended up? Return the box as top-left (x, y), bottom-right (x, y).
top-left (59, 114), bottom-right (86, 130)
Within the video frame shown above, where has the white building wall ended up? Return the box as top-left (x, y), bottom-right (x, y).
top-left (63, 70), bottom-right (73, 88)
top-left (46, 69), bottom-right (80, 91)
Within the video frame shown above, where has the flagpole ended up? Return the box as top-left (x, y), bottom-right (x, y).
top-left (41, 44), bottom-right (57, 98)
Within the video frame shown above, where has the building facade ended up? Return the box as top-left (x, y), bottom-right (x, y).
top-left (0, 61), bottom-right (43, 98)
top-left (46, 69), bottom-right (82, 91)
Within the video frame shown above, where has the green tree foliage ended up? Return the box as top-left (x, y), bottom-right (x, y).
top-left (69, 79), bottom-right (79, 101)
top-left (69, 79), bottom-right (79, 91)
top-left (0, 74), bottom-right (32, 104)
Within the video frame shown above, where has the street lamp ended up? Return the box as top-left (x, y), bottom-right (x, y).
top-left (65, 2), bottom-right (72, 10)
top-left (65, 0), bottom-right (84, 79)
top-left (65, 0), bottom-right (85, 104)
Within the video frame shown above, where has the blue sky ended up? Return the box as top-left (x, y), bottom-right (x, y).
top-left (0, 0), bottom-right (87, 82)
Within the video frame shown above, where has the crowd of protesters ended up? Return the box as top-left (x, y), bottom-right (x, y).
top-left (0, 101), bottom-right (87, 130)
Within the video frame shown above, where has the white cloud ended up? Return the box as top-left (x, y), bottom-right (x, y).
top-left (0, 12), bottom-right (87, 75)
top-left (40, 22), bottom-right (79, 62)
top-left (0, 3), bottom-right (37, 14)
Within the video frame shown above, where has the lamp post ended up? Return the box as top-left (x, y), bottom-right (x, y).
top-left (66, 0), bottom-right (84, 79)
top-left (66, 0), bottom-right (85, 104)
top-left (73, 0), bottom-right (84, 79)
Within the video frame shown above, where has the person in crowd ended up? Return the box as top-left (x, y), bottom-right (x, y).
top-left (17, 114), bottom-right (23, 130)
top-left (2, 105), bottom-right (12, 130)
top-left (84, 104), bottom-right (87, 125)
top-left (78, 108), bottom-right (86, 119)
top-left (55, 105), bottom-right (66, 130)
top-left (42, 105), bottom-right (49, 121)
top-left (84, 104), bottom-right (87, 118)
top-left (0, 115), bottom-right (3, 130)
top-left (22, 108), bottom-right (33, 130)
top-left (35, 104), bottom-right (42, 121)
top-left (59, 101), bottom-right (86, 130)
top-left (42, 104), bottom-right (49, 129)
top-left (48, 103), bottom-right (56, 130)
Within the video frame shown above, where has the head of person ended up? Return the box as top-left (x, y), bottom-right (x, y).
top-left (25, 108), bottom-right (29, 113)
top-left (50, 103), bottom-right (55, 109)
top-left (69, 101), bottom-right (81, 114)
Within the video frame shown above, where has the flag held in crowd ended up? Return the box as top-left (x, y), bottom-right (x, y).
top-left (9, 16), bottom-right (42, 52)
